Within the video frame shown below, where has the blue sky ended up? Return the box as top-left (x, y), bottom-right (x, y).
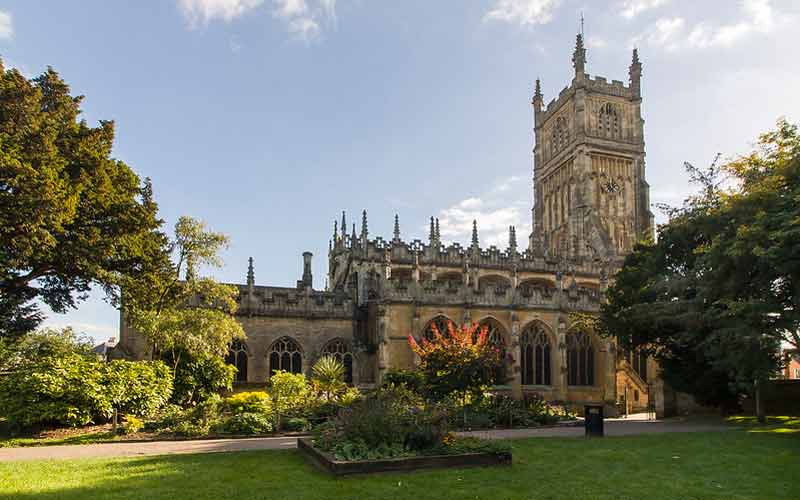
top-left (1, 0), bottom-right (797, 343)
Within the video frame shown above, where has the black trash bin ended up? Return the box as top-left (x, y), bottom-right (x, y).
top-left (584, 404), bottom-right (604, 437)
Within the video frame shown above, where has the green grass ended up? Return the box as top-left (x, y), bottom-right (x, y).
top-left (0, 431), bottom-right (116, 448)
top-left (726, 415), bottom-right (800, 433)
top-left (0, 431), bottom-right (797, 499)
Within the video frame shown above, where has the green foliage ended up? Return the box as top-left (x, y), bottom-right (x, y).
top-left (124, 216), bottom-right (244, 406)
top-left (408, 321), bottom-right (501, 402)
top-left (222, 412), bottom-right (273, 435)
top-left (314, 386), bottom-right (448, 459)
top-left (601, 120), bottom-right (800, 409)
top-left (121, 416), bottom-right (144, 435)
top-left (311, 356), bottom-right (345, 401)
top-left (283, 417), bottom-right (310, 432)
top-left (269, 371), bottom-right (310, 430)
top-left (169, 352), bottom-right (235, 406)
top-left (0, 64), bottom-right (170, 339)
top-left (171, 394), bottom-right (224, 436)
top-left (0, 328), bottom-right (171, 429)
top-left (104, 360), bottom-right (173, 418)
top-left (224, 392), bottom-right (271, 415)
top-left (381, 368), bottom-right (425, 393)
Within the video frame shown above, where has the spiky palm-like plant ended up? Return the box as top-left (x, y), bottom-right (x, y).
top-left (312, 356), bottom-right (346, 401)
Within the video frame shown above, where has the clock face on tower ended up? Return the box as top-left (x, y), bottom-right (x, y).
top-left (601, 179), bottom-right (621, 194)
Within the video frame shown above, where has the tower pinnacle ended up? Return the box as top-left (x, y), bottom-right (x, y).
top-left (393, 214), bottom-right (401, 243)
top-left (247, 257), bottom-right (255, 286)
top-left (532, 78), bottom-right (544, 113)
top-left (629, 47), bottom-right (642, 97)
top-left (572, 33), bottom-right (586, 76)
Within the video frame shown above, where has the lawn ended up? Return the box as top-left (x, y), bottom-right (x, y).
top-left (0, 431), bottom-right (797, 500)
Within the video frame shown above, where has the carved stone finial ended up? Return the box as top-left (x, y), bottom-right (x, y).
top-left (351, 223), bottom-right (357, 249)
top-left (361, 210), bottom-right (368, 240)
top-left (393, 214), bottom-right (401, 243)
top-left (247, 257), bottom-right (255, 286)
top-left (471, 219), bottom-right (479, 248)
top-left (341, 211), bottom-right (347, 240)
top-left (429, 216), bottom-right (436, 245)
top-left (629, 47), bottom-right (642, 96)
top-left (509, 225), bottom-right (517, 253)
top-left (435, 218), bottom-right (441, 243)
top-left (572, 33), bottom-right (586, 75)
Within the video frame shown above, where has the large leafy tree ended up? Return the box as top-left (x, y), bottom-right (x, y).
top-left (125, 216), bottom-right (245, 404)
top-left (601, 120), bottom-right (799, 412)
top-left (0, 62), bottom-right (169, 338)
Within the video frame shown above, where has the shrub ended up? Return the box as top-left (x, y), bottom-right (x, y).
top-left (381, 369), bottom-right (425, 393)
top-left (225, 391), bottom-right (271, 415)
top-left (312, 356), bottom-right (346, 401)
top-left (172, 394), bottom-right (224, 436)
top-left (270, 371), bottom-right (310, 430)
top-left (169, 353), bottom-right (236, 406)
top-left (0, 352), bottom-right (110, 428)
top-left (284, 417), bottom-right (310, 432)
top-left (122, 415), bottom-right (144, 435)
top-left (222, 412), bottom-right (273, 435)
top-left (104, 360), bottom-right (173, 418)
top-left (315, 386), bottom-right (448, 458)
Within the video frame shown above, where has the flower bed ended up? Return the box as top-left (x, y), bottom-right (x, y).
top-left (297, 437), bottom-right (511, 476)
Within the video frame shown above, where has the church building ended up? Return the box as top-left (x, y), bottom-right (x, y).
top-left (120, 35), bottom-right (667, 417)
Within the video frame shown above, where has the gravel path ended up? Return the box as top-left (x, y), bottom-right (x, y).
top-left (0, 418), bottom-right (728, 463)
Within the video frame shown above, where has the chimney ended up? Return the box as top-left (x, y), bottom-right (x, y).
top-left (301, 251), bottom-right (313, 289)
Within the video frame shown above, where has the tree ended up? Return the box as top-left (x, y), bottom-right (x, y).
top-left (0, 62), bottom-right (170, 339)
top-left (407, 321), bottom-right (501, 404)
top-left (601, 120), bottom-right (799, 414)
top-left (124, 216), bottom-right (244, 405)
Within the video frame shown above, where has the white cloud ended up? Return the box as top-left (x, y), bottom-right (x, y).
top-left (634, 0), bottom-right (779, 51)
top-left (620, 0), bottom-right (669, 20)
top-left (178, 0), bottom-right (264, 26)
top-left (0, 10), bottom-right (13, 39)
top-left (430, 174), bottom-right (531, 248)
top-left (484, 0), bottom-right (562, 26)
top-left (587, 36), bottom-right (608, 49)
top-left (272, 0), bottom-right (335, 42)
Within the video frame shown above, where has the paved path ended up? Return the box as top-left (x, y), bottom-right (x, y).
top-left (0, 418), bottom-right (728, 463)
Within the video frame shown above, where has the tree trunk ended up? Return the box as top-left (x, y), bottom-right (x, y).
top-left (755, 378), bottom-right (766, 424)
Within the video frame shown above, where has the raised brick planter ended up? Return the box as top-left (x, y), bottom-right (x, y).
top-left (297, 438), bottom-right (512, 476)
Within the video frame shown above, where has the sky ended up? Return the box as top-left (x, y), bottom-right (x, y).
top-left (1, 0), bottom-right (798, 343)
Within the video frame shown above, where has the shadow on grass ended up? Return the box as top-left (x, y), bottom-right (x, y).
top-left (726, 415), bottom-right (800, 433)
top-left (0, 432), bottom-right (798, 500)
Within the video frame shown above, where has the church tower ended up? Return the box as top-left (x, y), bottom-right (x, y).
top-left (529, 36), bottom-right (653, 261)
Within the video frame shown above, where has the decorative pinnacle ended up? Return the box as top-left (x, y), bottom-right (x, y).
top-left (435, 218), bottom-right (440, 242)
top-left (509, 226), bottom-right (517, 251)
top-left (333, 220), bottom-right (338, 240)
top-left (471, 219), bottom-right (479, 247)
top-left (341, 211), bottom-right (347, 240)
top-left (247, 257), bottom-right (255, 286)
top-left (429, 216), bottom-right (436, 243)
top-left (632, 47), bottom-right (640, 66)
top-left (361, 209), bottom-right (368, 239)
top-left (393, 214), bottom-right (401, 242)
top-left (572, 33), bottom-right (586, 74)
top-left (351, 223), bottom-right (357, 248)
top-left (534, 78), bottom-right (542, 99)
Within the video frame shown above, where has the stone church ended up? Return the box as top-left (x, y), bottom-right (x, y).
top-left (121, 35), bottom-right (667, 417)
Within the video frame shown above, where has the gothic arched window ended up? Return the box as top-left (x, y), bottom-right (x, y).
top-left (226, 340), bottom-right (248, 383)
top-left (478, 318), bottom-right (508, 385)
top-left (422, 315), bottom-right (454, 341)
top-left (268, 337), bottom-right (303, 377)
top-left (521, 323), bottom-right (552, 385)
top-left (566, 331), bottom-right (594, 386)
top-left (552, 116), bottom-right (570, 154)
top-left (321, 338), bottom-right (355, 384)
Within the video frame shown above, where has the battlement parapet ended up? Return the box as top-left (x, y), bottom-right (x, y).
top-left (235, 285), bottom-right (354, 319)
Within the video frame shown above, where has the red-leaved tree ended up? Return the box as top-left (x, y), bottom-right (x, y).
top-left (407, 321), bottom-right (501, 404)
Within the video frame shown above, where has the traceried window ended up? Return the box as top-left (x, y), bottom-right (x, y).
top-left (268, 337), bottom-right (303, 377)
top-left (225, 340), bottom-right (248, 383)
top-left (521, 323), bottom-right (552, 385)
top-left (598, 102), bottom-right (621, 139)
top-left (567, 331), bottom-right (594, 386)
top-left (551, 116), bottom-right (570, 155)
top-left (321, 338), bottom-right (354, 384)
top-left (422, 315), bottom-right (454, 341)
top-left (478, 318), bottom-right (508, 385)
